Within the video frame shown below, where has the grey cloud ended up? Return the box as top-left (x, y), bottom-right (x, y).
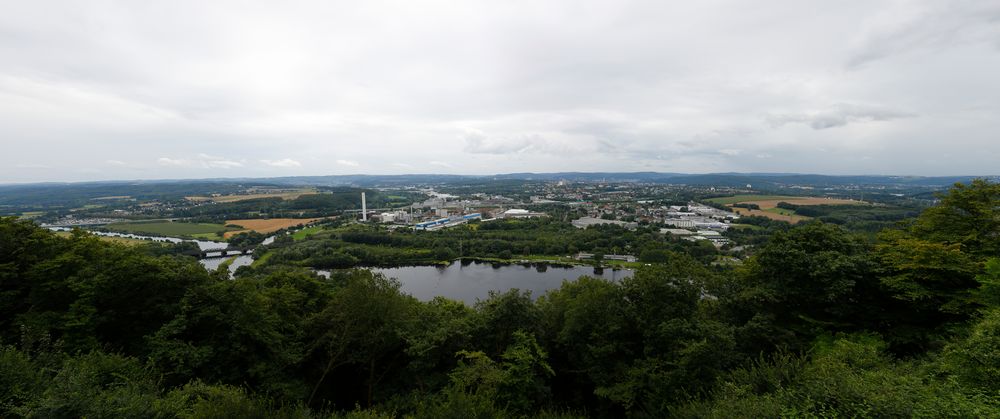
top-left (767, 104), bottom-right (916, 130)
top-left (847, 0), bottom-right (1000, 68)
top-left (1, 1), bottom-right (999, 181)
top-left (462, 130), bottom-right (534, 155)
top-left (461, 130), bottom-right (586, 156)
top-left (157, 155), bottom-right (244, 169)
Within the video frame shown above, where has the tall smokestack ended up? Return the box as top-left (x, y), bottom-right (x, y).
top-left (361, 192), bottom-right (367, 221)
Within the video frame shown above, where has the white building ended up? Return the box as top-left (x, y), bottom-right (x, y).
top-left (664, 219), bottom-right (696, 228)
top-left (502, 209), bottom-right (546, 218)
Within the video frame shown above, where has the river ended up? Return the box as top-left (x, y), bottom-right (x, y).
top-left (317, 261), bottom-right (634, 304)
top-left (47, 227), bottom-right (265, 276)
top-left (48, 228), bottom-right (631, 297)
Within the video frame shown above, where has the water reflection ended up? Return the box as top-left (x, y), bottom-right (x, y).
top-left (317, 261), bottom-right (633, 305)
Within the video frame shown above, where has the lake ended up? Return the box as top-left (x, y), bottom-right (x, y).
top-left (47, 228), bottom-right (632, 294)
top-left (318, 261), bottom-right (634, 305)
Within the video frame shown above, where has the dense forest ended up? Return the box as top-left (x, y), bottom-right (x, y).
top-left (1, 179), bottom-right (999, 417)
top-left (257, 218), bottom-right (721, 269)
top-left (175, 188), bottom-right (410, 222)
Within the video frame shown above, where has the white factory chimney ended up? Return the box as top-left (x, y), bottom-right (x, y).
top-left (361, 192), bottom-right (367, 221)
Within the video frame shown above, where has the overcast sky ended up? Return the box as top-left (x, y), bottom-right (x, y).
top-left (2, 0), bottom-right (999, 182)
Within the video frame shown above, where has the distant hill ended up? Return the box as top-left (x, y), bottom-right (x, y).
top-left (240, 172), bottom-right (992, 187)
top-left (1, 173), bottom-right (995, 203)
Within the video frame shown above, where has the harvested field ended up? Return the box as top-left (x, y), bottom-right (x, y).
top-left (705, 195), bottom-right (799, 205)
top-left (725, 197), bottom-right (865, 223)
top-left (224, 218), bottom-right (323, 238)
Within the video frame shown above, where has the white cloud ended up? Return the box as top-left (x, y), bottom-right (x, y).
top-left (462, 130), bottom-right (535, 154)
top-left (336, 159), bottom-right (359, 167)
top-left (157, 155), bottom-right (242, 169)
top-left (205, 159), bottom-right (243, 169)
top-left (719, 149), bottom-right (742, 156)
top-left (766, 103), bottom-right (917, 130)
top-left (260, 158), bottom-right (301, 167)
top-left (157, 157), bottom-right (189, 167)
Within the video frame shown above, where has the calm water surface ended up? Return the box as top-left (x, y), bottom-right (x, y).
top-left (320, 261), bottom-right (633, 304)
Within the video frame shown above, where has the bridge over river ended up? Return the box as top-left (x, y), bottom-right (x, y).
top-left (184, 246), bottom-right (256, 259)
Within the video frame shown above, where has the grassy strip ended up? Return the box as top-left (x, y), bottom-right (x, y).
top-left (251, 251), bottom-right (273, 268)
top-left (215, 256), bottom-right (238, 273)
top-left (291, 225), bottom-right (325, 240)
top-left (54, 231), bottom-right (147, 246)
top-left (103, 221), bottom-right (240, 240)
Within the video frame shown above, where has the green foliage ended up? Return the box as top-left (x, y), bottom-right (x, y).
top-left (100, 220), bottom-right (241, 238)
top-left (305, 270), bottom-right (417, 406)
top-left (940, 309), bottom-right (1000, 392)
top-left (910, 179), bottom-right (1000, 259)
top-left (0, 345), bottom-right (43, 416)
top-left (262, 218), bottom-right (711, 268)
top-left (733, 222), bottom-right (883, 352)
top-left (878, 233), bottom-right (980, 313)
top-left (426, 331), bottom-right (554, 416)
top-left (679, 335), bottom-right (1000, 418)
top-left (148, 271), bottom-right (326, 400)
top-left (402, 297), bottom-right (478, 392)
top-left (976, 258), bottom-right (1000, 307)
top-left (539, 276), bottom-right (632, 411)
top-left (874, 179), bottom-right (1000, 349)
top-left (474, 289), bottom-right (543, 357)
top-left (229, 230), bottom-right (268, 247)
top-left (1, 179), bottom-right (999, 417)
top-left (638, 248), bottom-right (670, 263)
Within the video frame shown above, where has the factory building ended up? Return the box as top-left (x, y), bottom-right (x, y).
top-left (414, 213), bottom-right (482, 231)
top-left (501, 209), bottom-right (547, 218)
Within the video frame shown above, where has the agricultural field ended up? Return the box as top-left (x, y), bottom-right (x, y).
top-left (291, 225), bottom-right (325, 240)
top-left (224, 218), bottom-right (323, 237)
top-left (731, 207), bottom-right (810, 223)
top-left (103, 221), bottom-right (240, 239)
top-left (54, 231), bottom-right (147, 246)
top-left (716, 196), bottom-right (866, 223)
top-left (18, 211), bottom-right (44, 218)
top-left (185, 188), bottom-right (317, 203)
top-left (749, 197), bottom-right (863, 209)
top-left (705, 195), bottom-right (800, 205)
